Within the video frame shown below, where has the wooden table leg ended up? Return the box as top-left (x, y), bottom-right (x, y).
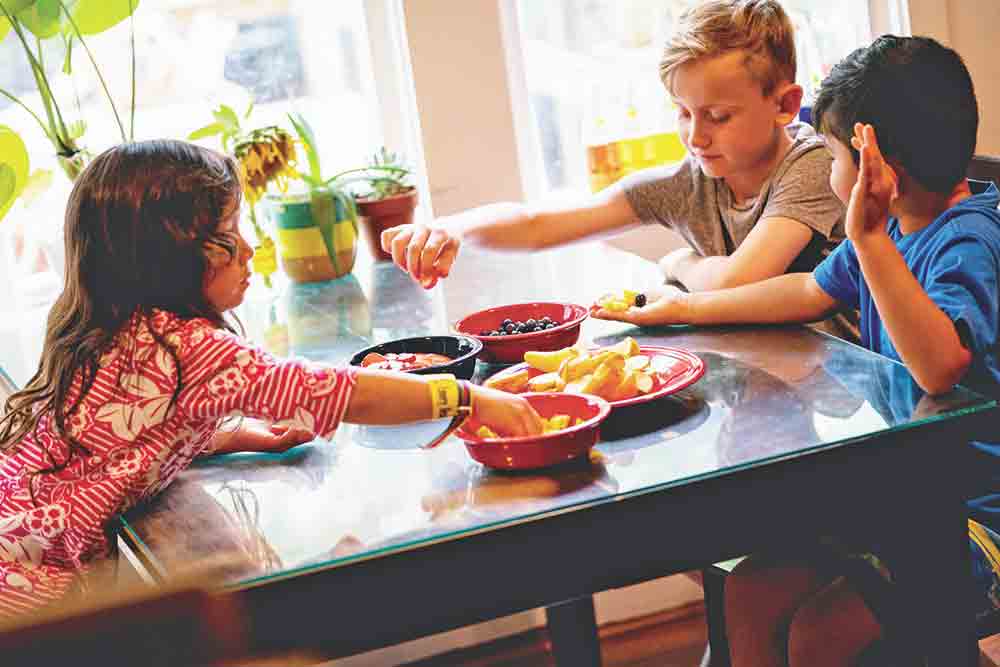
top-left (545, 596), bottom-right (603, 667)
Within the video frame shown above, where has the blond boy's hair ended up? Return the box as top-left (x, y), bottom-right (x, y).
top-left (660, 0), bottom-right (796, 97)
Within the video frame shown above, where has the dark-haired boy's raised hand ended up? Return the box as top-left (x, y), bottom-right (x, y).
top-left (846, 123), bottom-right (898, 242)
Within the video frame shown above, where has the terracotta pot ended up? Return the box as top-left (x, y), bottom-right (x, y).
top-left (356, 188), bottom-right (418, 262)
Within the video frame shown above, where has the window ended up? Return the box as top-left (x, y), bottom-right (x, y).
top-left (515, 0), bottom-right (873, 197)
top-left (0, 0), bottom-right (400, 385)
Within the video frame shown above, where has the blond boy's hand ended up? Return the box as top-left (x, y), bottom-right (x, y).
top-left (847, 123), bottom-right (898, 242)
top-left (381, 223), bottom-right (461, 289)
top-left (591, 285), bottom-right (688, 326)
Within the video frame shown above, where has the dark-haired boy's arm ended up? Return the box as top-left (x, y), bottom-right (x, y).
top-left (593, 272), bottom-right (837, 327)
top-left (855, 234), bottom-right (970, 394)
top-left (848, 124), bottom-right (971, 394)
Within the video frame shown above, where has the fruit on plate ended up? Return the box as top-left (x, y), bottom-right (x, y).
top-left (484, 367), bottom-right (533, 393)
top-left (595, 289), bottom-right (647, 312)
top-left (527, 372), bottom-right (567, 392)
top-left (498, 337), bottom-right (660, 402)
top-left (523, 347), bottom-right (580, 373)
top-left (475, 413), bottom-right (585, 439)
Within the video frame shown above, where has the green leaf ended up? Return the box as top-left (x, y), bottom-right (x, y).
top-left (287, 111), bottom-right (321, 183)
top-left (0, 15), bottom-right (11, 41)
top-left (0, 1), bottom-right (37, 15)
top-left (66, 118), bottom-right (85, 139)
top-left (244, 101), bottom-right (253, 120)
top-left (61, 31), bottom-right (73, 74)
top-left (62, 0), bottom-right (139, 37)
top-left (17, 0), bottom-right (61, 39)
top-left (188, 122), bottom-right (225, 141)
top-left (0, 125), bottom-right (30, 223)
top-left (18, 167), bottom-right (52, 206)
top-left (213, 104), bottom-right (241, 133)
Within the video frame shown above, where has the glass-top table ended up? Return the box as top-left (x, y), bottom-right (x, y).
top-left (119, 242), bottom-right (996, 666)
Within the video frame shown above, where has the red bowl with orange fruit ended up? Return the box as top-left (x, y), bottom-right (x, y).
top-left (456, 392), bottom-right (610, 470)
top-left (453, 302), bottom-right (589, 364)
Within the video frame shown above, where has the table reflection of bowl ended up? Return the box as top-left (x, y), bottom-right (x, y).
top-left (453, 302), bottom-right (588, 364)
top-left (348, 335), bottom-right (483, 380)
top-left (456, 392), bottom-right (610, 470)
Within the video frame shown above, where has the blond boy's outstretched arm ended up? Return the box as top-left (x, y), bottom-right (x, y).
top-left (848, 124), bottom-right (971, 394)
top-left (593, 271), bottom-right (837, 327)
top-left (381, 187), bottom-right (641, 288)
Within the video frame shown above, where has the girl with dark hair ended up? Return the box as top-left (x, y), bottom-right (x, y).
top-left (0, 140), bottom-right (542, 616)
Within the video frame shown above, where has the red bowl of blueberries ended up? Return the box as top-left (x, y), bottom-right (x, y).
top-left (453, 302), bottom-right (589, 364)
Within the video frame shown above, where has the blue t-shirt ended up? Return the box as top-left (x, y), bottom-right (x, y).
top-left (814, 182), bottom-right (1000, 529)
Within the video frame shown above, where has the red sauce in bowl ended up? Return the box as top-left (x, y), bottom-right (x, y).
top-left (360, 352), bottom-right (453, 372)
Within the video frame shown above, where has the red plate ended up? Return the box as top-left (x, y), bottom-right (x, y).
top-left (483, 345), bottom-right (705, 409)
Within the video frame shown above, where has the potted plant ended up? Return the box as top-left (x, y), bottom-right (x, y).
top-left (353, 147), bottom-right (417, 262)
top-left (0, 0), bottom-right (140, 224)
top-left (262, 111), bottom-right (360, 284)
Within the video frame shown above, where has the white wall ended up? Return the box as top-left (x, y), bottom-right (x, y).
top-left (907, 0), bottom-right (1000, 155)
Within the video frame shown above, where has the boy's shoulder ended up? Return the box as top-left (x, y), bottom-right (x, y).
top-left (771, 122), bottom-right (831, 181)
top-left (941, 185), bottom-right (1000, 242)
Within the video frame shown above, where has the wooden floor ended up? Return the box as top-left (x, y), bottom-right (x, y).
top-left (237, 601), bottom-right (1000, 666)
top-left (397, 603), bottom-right (1000, 667)
top-left (400, 602), bottom-right (709, 667)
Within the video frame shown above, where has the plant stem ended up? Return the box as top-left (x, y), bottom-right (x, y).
top-left (57, 0), bottom-right (127, 143)
top-left (34, 35), bottom-right (73, 147)
top-left (0, 87), bottom-right (56, 143)
top-left (2, 9), bottom-right (67, 152)
top-left (129, 0), bottom-right (136, 140)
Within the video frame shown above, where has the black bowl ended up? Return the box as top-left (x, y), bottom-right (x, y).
top-left (348, 335), bottom-right (484, 380)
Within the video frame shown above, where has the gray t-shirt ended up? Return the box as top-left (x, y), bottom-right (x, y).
top-left (620, 122), bottom-right (845, 272)
top-left (619, 122), bottom-right (858, 341)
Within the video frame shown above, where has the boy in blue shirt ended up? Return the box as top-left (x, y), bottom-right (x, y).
top-left (592, 35), bottom-right (1000, 666)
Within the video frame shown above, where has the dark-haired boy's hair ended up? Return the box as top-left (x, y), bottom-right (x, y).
top-left (812, 35), bottom-right (978, 194)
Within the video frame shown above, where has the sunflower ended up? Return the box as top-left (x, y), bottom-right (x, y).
top-left (230, 126), bottom-right (299, 287)
top-left (233, 126), bottom-right (299, 205)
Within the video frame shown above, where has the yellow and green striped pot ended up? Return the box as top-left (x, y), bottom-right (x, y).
top-left (265, 189), bottom-right (358, 283)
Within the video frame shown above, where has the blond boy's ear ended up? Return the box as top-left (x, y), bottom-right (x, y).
top-left (773, 82), bottom-right (804, 127)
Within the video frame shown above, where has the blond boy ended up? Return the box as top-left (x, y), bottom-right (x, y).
top-left (383, 0), bottom-right (849, 331)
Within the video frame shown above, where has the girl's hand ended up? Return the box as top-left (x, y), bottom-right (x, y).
top-left (211, 421), bottom-right (315, 455)
top-left (381, 223), bottom-right (461, 289)
top-left (468, 385), bottom-right (545, 437)
top-left (847, 123), bottom-right (898, 242)
top-left (591, 285), bottom-right (688, 326)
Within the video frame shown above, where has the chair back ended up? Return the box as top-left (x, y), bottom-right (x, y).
top-left (0, 585), bottom-right (250, 667)
top-left (969, 154), bottom-right (1000, 185)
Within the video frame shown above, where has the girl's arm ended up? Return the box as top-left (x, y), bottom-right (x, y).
top-left (344, 368), bottom-right (543, 436)
top-left (848, 124), bottom-right (970, 394)
top-left (593, 272), bottom-right (837, 327)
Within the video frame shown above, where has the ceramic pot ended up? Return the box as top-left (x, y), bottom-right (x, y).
top-left (356, 188), bottom-right (417, 262)
top-left (265, 189), bottom-right (358, 283)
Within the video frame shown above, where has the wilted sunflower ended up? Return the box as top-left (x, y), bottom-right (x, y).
top-left (233, 126), bottom-right (299, 204)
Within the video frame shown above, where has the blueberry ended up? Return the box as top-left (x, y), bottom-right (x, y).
top-left (505, 323), bottom-right (516, 334)
top-left (502, 318), bottom-right (513, 327)
top-left (545, 322), bottom-right (555, 329)
top-left (481, 330), bottom-right (492, 336)
top-left (526, 318), bottom-right (536, 328)
top-left (541, 316), bottom-right (552, 324)
top-left (634, 293), bottom-right (647, 308)
top-left (499, 330), bottom-right (508, 336)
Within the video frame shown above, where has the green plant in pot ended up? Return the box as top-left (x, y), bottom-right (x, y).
top-left (0, 0), bottom-right (140, 224)
top-left (262, 112), bottom-right (360, 284)
top-left (354, 147), bottom-right (417, 262)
